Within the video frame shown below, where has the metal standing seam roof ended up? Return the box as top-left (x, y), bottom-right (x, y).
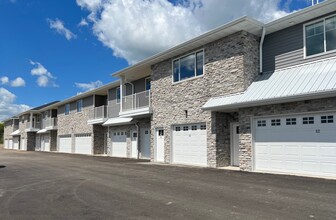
top-left (203, 57), bottom-right (336, 111)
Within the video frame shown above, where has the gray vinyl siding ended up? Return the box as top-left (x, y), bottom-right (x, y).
top-left (108, 88), bottom-right (119, 104)
top-left (263, 13), bottom-right (336, 72)
top-left (133, 77), bottom-right (148, 93)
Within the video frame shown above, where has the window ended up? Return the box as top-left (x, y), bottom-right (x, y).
top-left (175, 127), bottom-right (181, 131)
top-left (191, 125), bottom-right (197, 130)
top-left (257, 120), bottom-right (266, 127)
top-left (65, 104), bottom-right (70, 115)
top-left (145, 130), bottom-right (149, 135)
top-left (77, 99), bottom-right (83, 113)
top-left (183, 126), bottom-right (189, 131)
top-left (36, 115), bottom-right (40, 123)
top-left (321, 115), bottom-right (334, 123)
top-left (145, 78), bottom-right (151, 91)
top-left (173, 50), bottom-right (204, 82)
top-left (305, 15), bottom-right (336, 57)
top-left (271, 119), bottom-right (281, 126)
top-left (286, 118), bottom-right (296, 125)
top-left (303, 117), bottom-right (314, 124)
top-left (158, 130), bottom-right (164, 136)
top-left (133, 132), bottom-right (137, 138)
top-left (200, 125), bottom-right (206, 130)
top-left (116, 87), bottom-right (120, 104)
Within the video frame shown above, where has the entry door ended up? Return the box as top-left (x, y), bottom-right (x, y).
top-left (41, 135), bottom-right (45, 151)
top-left (131, 131), bottom-right (138, 159)
top-left (231, 123), bottom-right (240, 166)
top-left (155, 128), bottom-right (164, 162)
top-left (21, 138), bottom-right (26, 151)
top-left (140, 129), bottom-right (151, 159)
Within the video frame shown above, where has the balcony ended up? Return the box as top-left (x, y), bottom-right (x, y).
top-left (43, 117), bottom-right (58, 130)
top-left (88, 105), bottom-right (107, 124)
top-left (120, 90), bottom-right (152, 118)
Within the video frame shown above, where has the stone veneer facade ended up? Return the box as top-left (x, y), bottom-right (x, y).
top-left (238, 97), bottom-right (336, 171)
top-left (150, 31), bottom-right (259, 167)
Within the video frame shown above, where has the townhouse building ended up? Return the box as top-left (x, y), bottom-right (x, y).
top-left (2, 0), bottom-right (336, 178)
top-left (3, 101), bottom-right (59, 151)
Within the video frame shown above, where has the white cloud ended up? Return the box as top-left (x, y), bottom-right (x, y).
top-left (30, 60), bottom-right (58, 87)
top-left (75, 80), bottom-right (103, 91)
top-left (10, 77), bottom-right (25, 87)
top-left (78, 18), bottom-right (89, 27)
top-left (47, 18), bottom-right (77, 40)
top-left (76, 0), bottom-right (291, 64)
top-left (0, 88), bottom-right (30, 121)
top-left (0, 76), bottom-right (9, 85)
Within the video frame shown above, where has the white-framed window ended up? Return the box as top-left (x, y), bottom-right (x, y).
top-left (321, 115), bottom-right (333, 123)
top-left (257, 120), bottom-right (266, 127)
top-left (200, 124), bottom-right (206, 130)
top-left (183, 126), bottom-right (189, 131)
top-left (304, 15), bottom-right (336, 57)
top-left (175, 127), bottom-right (181, 131)
top-left (65, 104), bottom-right (70, 115)
top-left (77, 99), bottom-right (83, 113)
top-left (271, 119), bottom-right (281, 126)
top-left (172, 50), bottom-right (204, 83)
top-left (116, 87), bottom-right (120, 104)
top-left (303, 117), bottom-right (314, 124)
top-left (191, 125), bottom-right (197, 130)
top-left (145, 78), bottom-right (151, 91)
top-left (286, 118), bottom-right (296, 125)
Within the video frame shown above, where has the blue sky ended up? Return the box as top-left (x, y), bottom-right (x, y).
top-left (0, 0), bottom-right (318, 120)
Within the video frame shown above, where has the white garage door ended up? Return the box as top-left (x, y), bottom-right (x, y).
top-left (74, 134), bottom-right (92, 155)
top-left (59, 135), bottom-right (72, 153)
top-left (4, 139), bottom-right (8, 149)
top-left (254, 113), bottom-right (336, 178)
top-left (13, 137), bottom-right (20, 150)
top-left (172, 123), bottom-right (207, 166)
top-left (111, 130), bottom-right (127, 158)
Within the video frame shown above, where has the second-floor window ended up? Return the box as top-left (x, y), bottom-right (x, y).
top-left (77, 99), bottom-right (83, 112)
top-left (173, 50), bottom-right (204, 83)
top-left (305, 15), bottom-right (336, 57)
top-left (116, 87), bottom-right (120, 104)
top-left (65, 104), bottom-right (70, 115)
top-left (145, 78), bottom-right (151, 91)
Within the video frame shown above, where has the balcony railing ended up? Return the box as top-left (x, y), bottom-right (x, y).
top-left (89, 105), bottom-right (107, 120)
top-left (122, 90), bottom-right (150, 112)
top-left (43, 117), bottom-right (58, 129)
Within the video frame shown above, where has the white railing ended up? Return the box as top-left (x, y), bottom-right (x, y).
top-left (43, 117), bottom-right (58, 129)
top-left (122, 90), bottom-right (150, 112)
top-left (89, 105), bottom-right (107, 120)
top-left (107, 105), bottom-right (119, 118)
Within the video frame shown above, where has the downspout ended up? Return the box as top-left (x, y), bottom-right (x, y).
top-left (135, 120), bottom-right (140, 159)
top-left (259, 26), bottom-right (266, 74)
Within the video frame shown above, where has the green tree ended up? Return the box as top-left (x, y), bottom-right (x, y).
top-left (0, 123), bottom-right (3, 144)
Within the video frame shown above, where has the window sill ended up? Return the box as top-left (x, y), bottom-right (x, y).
top-left (172, 74), bottom-right (204, 85)
top-left (304, 48), bottom-right (336, 60)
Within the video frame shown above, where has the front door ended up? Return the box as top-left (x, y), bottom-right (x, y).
top-left (155, 128), bottom-right (164, 162)
top-left (231, 123), bottom-right (240, 166)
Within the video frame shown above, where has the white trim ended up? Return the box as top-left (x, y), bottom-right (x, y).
top-left (171, 49), bottom-right (204, 84)
top-left (303, 13), bottom-right (336, 59)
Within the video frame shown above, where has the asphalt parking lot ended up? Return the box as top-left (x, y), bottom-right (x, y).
top-left (0, 150), bottom-right (335, 220)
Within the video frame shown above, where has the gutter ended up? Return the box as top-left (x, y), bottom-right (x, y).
top-left (259, 26), bottom-right (266, 73)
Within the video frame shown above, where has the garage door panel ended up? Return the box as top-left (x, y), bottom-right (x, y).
top-left (75, 135), bottom-right (92, 155)
top-left (254, 113), bottom-right (336, 177)
top-left (111, 131), bottom-right (127, 158)
top-left (172, 124), bottom-right (207, 166)
top-left (59, 136), bottom-right (72, 153)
